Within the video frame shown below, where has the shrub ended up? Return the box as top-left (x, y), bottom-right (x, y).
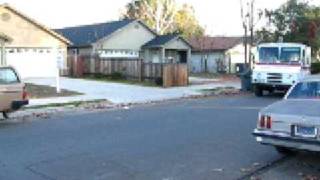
top-left (109, 72), bottom-right (125, 80)
top-left (311, 62), bottom-right (320, 74)
top-left (155, 77), bottom-right (163, 86)
top-left (93, 74), bottom-right (105, 79)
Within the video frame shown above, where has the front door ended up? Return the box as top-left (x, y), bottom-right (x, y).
top-left (178, 51), bottom-right (187, 63)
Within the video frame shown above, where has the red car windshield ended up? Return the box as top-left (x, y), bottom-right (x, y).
top-left (288, 81), bottom-right (320, 99)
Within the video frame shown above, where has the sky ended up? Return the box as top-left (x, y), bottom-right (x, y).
top-left (1, 0), bottom-right (320, 36)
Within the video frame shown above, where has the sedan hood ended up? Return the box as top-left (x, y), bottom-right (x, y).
top-left (261, 99), bottom-right (320, 117)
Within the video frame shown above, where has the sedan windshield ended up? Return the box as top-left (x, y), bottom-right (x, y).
top-left (287, 81), bottom-right (320, 99)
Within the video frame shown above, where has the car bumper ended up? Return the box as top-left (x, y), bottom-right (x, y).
top-left (253, 83), bottom-right (291, 90)
top-left (253, 129), bottom-right (320, 152)
top-left (11, 100), bottom-right (29, 111)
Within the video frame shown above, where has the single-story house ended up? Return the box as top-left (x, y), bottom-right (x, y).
top-left (55, 19), bottom-right (192, 73)
top-left (189, 36), bottom-right (249, 74)
top-left (0, 4), bottom-right (71, 78)
top-left (142, 33), bottom-right (192, 64)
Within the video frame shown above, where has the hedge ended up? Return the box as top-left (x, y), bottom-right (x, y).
top-left (311, 62), bottom-right (320, 74)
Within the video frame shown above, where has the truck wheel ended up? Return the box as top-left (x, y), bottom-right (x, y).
top-left (268, 88), bottom-right (275, 95)
top-left (275, 146), bottom-right (295, 155)
top-left (2, 112), bottom-right (9, 119)
top-left (254, 86), bottom-right (263, 97)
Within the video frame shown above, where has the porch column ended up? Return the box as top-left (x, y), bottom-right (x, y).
top-left (161, 47), bottom-right (165, 63)
top-left (187, 49), bottom-right (191, 64)
top-left (187, 49), bottom-right (191, 72)
top-left (0, 40), bottom-right (5, 66)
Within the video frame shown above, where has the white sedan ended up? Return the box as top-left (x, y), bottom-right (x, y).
top-left (253, 75), bottom-right (320, 154)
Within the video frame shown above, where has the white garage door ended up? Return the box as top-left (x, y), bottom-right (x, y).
top-left (6, 48), bottom-right (58, 79)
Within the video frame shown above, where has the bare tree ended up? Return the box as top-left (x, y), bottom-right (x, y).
top-left (124, 0), bottom-right (177, 34)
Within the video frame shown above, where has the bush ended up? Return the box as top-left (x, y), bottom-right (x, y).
top-left (155, 77), bottom-right (163, 86)
top-left (311, 63), bottom-right (320, 74)
top-left (93, 74), bottom-right (105, 79)
top-left (109, 72), bottom-right (125, 80)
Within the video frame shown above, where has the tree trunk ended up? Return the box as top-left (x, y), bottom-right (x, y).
top-left (244, 27), bottom-right (248, 67)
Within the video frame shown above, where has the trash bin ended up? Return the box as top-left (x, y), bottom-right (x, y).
top-left (238, 67), bottom-right (252, 91)
top-left (235, 63), bottom-right (246, 74)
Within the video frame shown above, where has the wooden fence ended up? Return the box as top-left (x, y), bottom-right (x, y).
top-left (67, 55), bottom-right (188, 87)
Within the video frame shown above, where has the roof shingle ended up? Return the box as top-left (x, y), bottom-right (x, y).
top-left (190, 36), bottom-right (243, 51)
top-left (143, 34), bottom-right (179, 48)
top-left (55, 19), bottom-right (134, 47)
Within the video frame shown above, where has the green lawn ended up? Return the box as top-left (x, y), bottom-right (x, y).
top-left (26, 83), bottom-right (83, 99)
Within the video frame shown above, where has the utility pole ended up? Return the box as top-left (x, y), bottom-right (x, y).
top-left (249, 0), bottom-right (254, 68)
top-left (240, 0), bottom-right (249, 67)
top-left (240, 0), bottom-right (262, 69)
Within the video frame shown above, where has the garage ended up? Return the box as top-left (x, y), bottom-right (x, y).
top-left (0, 4), bottom-right (70, 78)
top-left (6, 48), bottom-right (61, 78)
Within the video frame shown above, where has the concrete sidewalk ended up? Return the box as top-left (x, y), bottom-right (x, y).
top-left (25, 77), bottom-right (240, 107)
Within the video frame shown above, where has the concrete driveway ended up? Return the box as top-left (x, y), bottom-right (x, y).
top-left (25, 77), bottom-right (240, 106)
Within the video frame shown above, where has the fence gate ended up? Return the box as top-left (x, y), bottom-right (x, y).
top-left (162, 64), bottom-right (188, 88)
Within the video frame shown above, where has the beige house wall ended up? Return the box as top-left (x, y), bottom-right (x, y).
top-left (0, 7), bottom-right (67, 48)
top-left (94, 21), bottom-right (156, 51)
top-left (0, 6), bottom-right (69, 70)
top-left (165, 39), bottom-right (190, 50)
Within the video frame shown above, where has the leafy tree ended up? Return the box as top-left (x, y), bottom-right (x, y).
top-left (121, 0), bottom-right (204, 38)
top-left (174, 4), bottom-right (204, 39)
top-left (256, 0), bottom-right (320, 57)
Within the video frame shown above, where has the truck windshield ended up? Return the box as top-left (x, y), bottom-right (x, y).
top-left (259, 47), bottom-right (279, 62)
top-left (280, 47), bottom-right (301, 62)
top-left (287, 81), bottom-right (320, 99)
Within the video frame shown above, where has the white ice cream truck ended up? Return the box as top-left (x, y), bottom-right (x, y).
top-left (252, 43), bottom-right (312, 96)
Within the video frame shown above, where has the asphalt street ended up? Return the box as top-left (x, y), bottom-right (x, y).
top-left (0, 95), bottom-right (318, 180)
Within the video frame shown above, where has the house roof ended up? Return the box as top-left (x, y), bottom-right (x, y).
top-left (0, 3), bottom-right (71, 45)
top-left (143, 34), bottom-right (192, 48)
top-left (55, 19), bottom-right (139, 47)
top-left (190, 36), bottom-right (243, 52)
top-left (0, 32), bottom-right (12, 42)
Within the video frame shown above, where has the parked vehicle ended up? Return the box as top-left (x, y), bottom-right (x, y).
top-left (252, 43), bottom-right (311, 96)
top-left (0, 66), bottom-right (28, 119)
top-left (253, 75), bottom-right (320, 153)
